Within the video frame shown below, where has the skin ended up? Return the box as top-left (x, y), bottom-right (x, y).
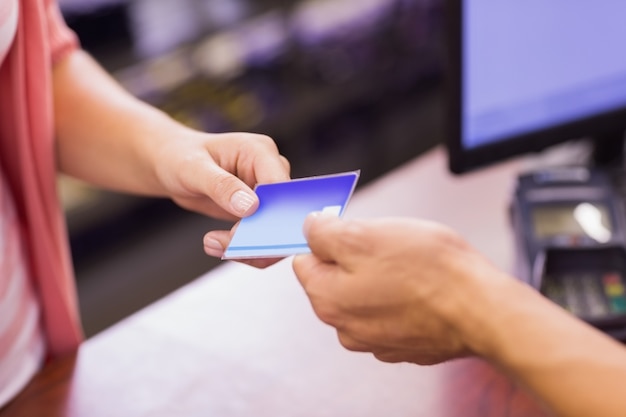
top-left (292, 213), bottom-right (626, 417)
top-left (52, 50), bottom-right (290, 262)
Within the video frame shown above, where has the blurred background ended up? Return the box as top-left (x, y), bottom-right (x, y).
top-left (57, 0), bottom-right (446, 337)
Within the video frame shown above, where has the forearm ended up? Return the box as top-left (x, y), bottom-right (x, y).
top-left (458, 272), bottom-right (626, 417)
top-left (52, 49), bottom-right (188, 195)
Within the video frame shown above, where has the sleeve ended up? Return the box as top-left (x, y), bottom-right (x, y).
top-left (45, 0), bottom-right (80, 65)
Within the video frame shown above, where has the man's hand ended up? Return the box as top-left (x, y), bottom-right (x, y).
top-left (292, 213), bottom-right (510, 364)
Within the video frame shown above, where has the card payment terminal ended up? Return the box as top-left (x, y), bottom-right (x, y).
top-left (510, 166), bottom-right (626, 340)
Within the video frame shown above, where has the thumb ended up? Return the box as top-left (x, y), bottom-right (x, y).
top-left (302, 212), bottom-right (348, 263)
top-left (201, 165), bottom-right (260, 218)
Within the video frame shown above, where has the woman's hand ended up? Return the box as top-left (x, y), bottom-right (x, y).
top-left (150, 129), bottom-right (291, 268)
top-left (152, 129), bottom-right (290, 221)
top-left (53, 50), bottom-right (290, 268)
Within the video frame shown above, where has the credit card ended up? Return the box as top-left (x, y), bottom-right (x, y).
top-left (223, 170), bottom-right (360, 259)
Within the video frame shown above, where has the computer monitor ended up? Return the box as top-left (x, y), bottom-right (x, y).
top-left (447, 1), bottom-right (626, 174)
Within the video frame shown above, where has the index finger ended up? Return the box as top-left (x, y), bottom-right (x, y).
top-left (252, 153), bottom-right (291, 184)
top-left (242, 135), bottom-right (291, 184)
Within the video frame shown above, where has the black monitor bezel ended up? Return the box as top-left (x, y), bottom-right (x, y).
top-left (446, 0), bottom-right (626, 174)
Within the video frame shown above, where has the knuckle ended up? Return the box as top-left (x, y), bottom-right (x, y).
top-left (314, 304), bottom-right (340, 326)
top-left (245, 133), bottom-right (277, 151)
top-left (255, 134), bottom-right (276, 147)
top-left (338, 220), bottom-right (372, 252)
top-left (337, 332), bottom-right (366, 352)
top-left (373, 352), bottom-right (401, 363)
top-left (280, 155), bottom-right (291, 172)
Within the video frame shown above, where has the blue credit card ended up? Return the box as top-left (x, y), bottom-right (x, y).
top-left (223, 171), bottom-right (360, 259)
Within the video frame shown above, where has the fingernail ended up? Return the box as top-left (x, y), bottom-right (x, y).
top-left (230, 190), bottom-right (255, 216)
top-left (204, 237), bottom-right (224, 257)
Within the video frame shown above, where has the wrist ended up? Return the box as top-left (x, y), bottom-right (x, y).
top-left (448, 265), bottom-right (590, 364)
top-left (439, 258), bottom-right (527, 359)
top-left (131, 107), bottom-right (195, 195)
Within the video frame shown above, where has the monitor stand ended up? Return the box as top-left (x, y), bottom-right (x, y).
top-left (591, 129), bottom-right (626, 169)
top-left (590, 129), bottom-right (626, 196)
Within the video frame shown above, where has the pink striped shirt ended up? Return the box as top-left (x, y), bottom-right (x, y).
top-left (0, 163), bottom-right (46, 408)
top-left (0, 0), bottom-right (46, 408)
top-left (0, 0), bottom-right (84, 407)
top-left (0, 0), bottom-right (83, 356)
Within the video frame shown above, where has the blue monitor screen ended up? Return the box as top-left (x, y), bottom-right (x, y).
top-left (449, 1), bottom-right (626, 173)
